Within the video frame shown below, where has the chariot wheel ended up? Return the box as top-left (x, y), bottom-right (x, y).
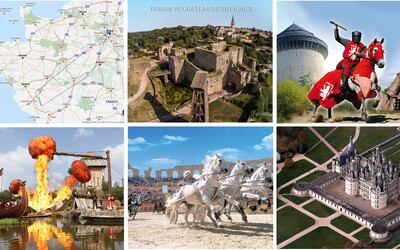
top-left (193, 206), bottom-right (207, 221)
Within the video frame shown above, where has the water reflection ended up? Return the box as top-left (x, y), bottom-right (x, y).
top-left (0, 217), bottom-right (124, 250)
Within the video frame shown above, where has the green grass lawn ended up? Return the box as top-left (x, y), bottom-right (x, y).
top-left (277, 199), bottom-right (285, 208)
top-left (283, 227), bottom-right (350, 249)
top-left (298, 170), bottom-right (327, 183)
top-left (305, 142), bottom-right (335, 164)
top-left (303, 200), bottom-right (336, 218)
top-left (325, 127), bottom-right (356, 151)
top-left (278, 160), bottom-right (316, 187)
top-left (382, 142), bottom-right (400, 158)
top-left (385, 150), bottom-right (400, 164)
top-left (353, 228), bottom-right (371, 242)
top-left (283, 195), bottom-right (311, 205)
top-left (278, 206), bottom-right (315, 244)
top-left (327, 162), bottom-right (332, 170)
top-left (331, 215), bottom-right (362, 234)
top-left (314, 127), bottom-right (335, 138)
top-left (303, 128), bottom-right (319, 152)
top-left (209, 99), bottom-right (244, 122)
top-left (279, 183), bottom-right (293, 194)
top-left (355, 127), bottom-right (399, 153)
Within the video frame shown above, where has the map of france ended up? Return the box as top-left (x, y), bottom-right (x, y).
top-left (0, 1), bottom-right (124, 123)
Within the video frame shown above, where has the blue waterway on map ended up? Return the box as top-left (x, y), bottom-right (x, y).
top-left (0, 81), bottom-right (30, 123)
top-left (0, 1), bottom-right (68, 42)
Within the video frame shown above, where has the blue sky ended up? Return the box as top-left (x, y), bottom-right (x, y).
top-left (128, 0), bottom-right (272, 32)
top-left (278, 1), bottom-right (400, 88)
top-left (128, 126), bottom-right (273, 177)
top-left (0, 128), bottom-right (124, 191)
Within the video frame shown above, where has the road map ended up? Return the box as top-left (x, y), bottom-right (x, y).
top-left (0, 1), bottom-right (124, 123)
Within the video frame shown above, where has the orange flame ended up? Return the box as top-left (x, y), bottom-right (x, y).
top-left (9, 179), bottom-right (23, 195)
top-left (28, 136), bottom-right (72, 212)
top-left (68, 160), bottom-right (91, 183)
top-left (28, 221), bottom-right (74, 250)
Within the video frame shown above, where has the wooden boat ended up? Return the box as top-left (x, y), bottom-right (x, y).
top-left (0, 180), bottom-right (28, 220)
top-left (79, 209), bottom-right (124, 225)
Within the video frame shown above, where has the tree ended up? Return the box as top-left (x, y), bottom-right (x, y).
top-left (299, 74), bottom-right (313, 88)
top-left (284, 158), bottom-right (294, 168)
top-left (0, 190), bottom-right (13, 201)
top-left (112, 182), bottom-right (123, 202)
top-left (277, 80), bottom-right (310, 121)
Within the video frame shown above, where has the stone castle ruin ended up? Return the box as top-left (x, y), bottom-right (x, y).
top-left (168, 41), bottom-right (252, 95)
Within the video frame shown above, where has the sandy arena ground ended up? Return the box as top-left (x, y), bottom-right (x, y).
top-left (128, 212), bottom-right (273, 249)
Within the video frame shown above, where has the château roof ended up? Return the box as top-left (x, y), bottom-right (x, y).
top-left (339, 136), bottom-right (356, 166)
top-left (277, 23), bottom-right (328, 59)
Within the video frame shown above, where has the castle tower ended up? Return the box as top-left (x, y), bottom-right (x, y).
top-left (345, 160), bottom-right (359, 195)
top-left (231, 15), bottom-right (235, 33)
top-left (277, 23), bottom-right (328, 83)
top-left (370, 172), bottom-right (388, 209)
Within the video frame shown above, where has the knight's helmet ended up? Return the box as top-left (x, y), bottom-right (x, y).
top-left (352, 31), bottom-right (362, 43)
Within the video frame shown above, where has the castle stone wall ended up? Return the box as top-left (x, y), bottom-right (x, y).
top-left (229, 46), bottom-right (244, 65)
top-left (169, 56), bottom-right (185, 83)
top-left (195, 48), bottom-right (218, 72)
top-left (184, 60), bottom-right (200, 83)
top-left (229, 68), bottom-right (250, 92)
top-left (211, 42), bottom-right (227, 52)
top-left (207, 71), bottom-right (224, 94)
top-left (277, 49), bottom-right (326, 83)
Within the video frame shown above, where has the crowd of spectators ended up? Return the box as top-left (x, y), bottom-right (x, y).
top-left (129, 189), bottom-right (165, 202)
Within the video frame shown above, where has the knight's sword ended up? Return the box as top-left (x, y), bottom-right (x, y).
top-left (330, 21), bottom-right (347, 31)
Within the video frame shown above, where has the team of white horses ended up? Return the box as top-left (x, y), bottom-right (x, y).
top-left (165, 154), bottom-right (273, 228)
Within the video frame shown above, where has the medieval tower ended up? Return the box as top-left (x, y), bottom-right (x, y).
top-left (277, 23), bottom-right (328, 83)
top-left (231, 15), bottom-right (235, 33)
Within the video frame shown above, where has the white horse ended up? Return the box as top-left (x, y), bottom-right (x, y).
top-left (241, 162), bottom-right (273, 209)
top-left (165, 154), bottom-right (228, 228)
top-left (219, 161), bottom-right (253, 222)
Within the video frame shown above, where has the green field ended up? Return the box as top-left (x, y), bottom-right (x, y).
top-left (353, 228), bottom-right (371, 242)
top-left (277, 206), bottom-right (315, 244)
top-left (283, 227), bottom-right (350, 249)
top-left (314, 127), bottom-right (335, 138)
top-left (325, 127), bottom-right (356, 151)
top-left (303, 200), bottom-right (336, 218)
top-left (209, 99), bottom-right (244, 122)
top-left (355, 127), bottom-right (399, 153)
top-left (298, 170), bottom-right (327, 183)
top-left (279, 183), bottom-right (293, 194)
top-left (278, 160), bottom-right (316, 187)
top-left (305, 142), bottom-right (335, 165)
top-left (303, 128), bottom-right (319, 152)
top-left (331, 215), bottom-right (362, 234)
top-left (277, 199), bottom-right (285, 208)
top-left (283, 195), bottom-right (311, 205)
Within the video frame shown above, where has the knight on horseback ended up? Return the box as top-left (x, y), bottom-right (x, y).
top-left (308, 21), bottom-right (385, 122)
top-left (332, 21), bottom-right (366, 92)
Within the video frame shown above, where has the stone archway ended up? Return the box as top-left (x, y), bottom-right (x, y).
top-left (128, 164), bottom-right (139, 177)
